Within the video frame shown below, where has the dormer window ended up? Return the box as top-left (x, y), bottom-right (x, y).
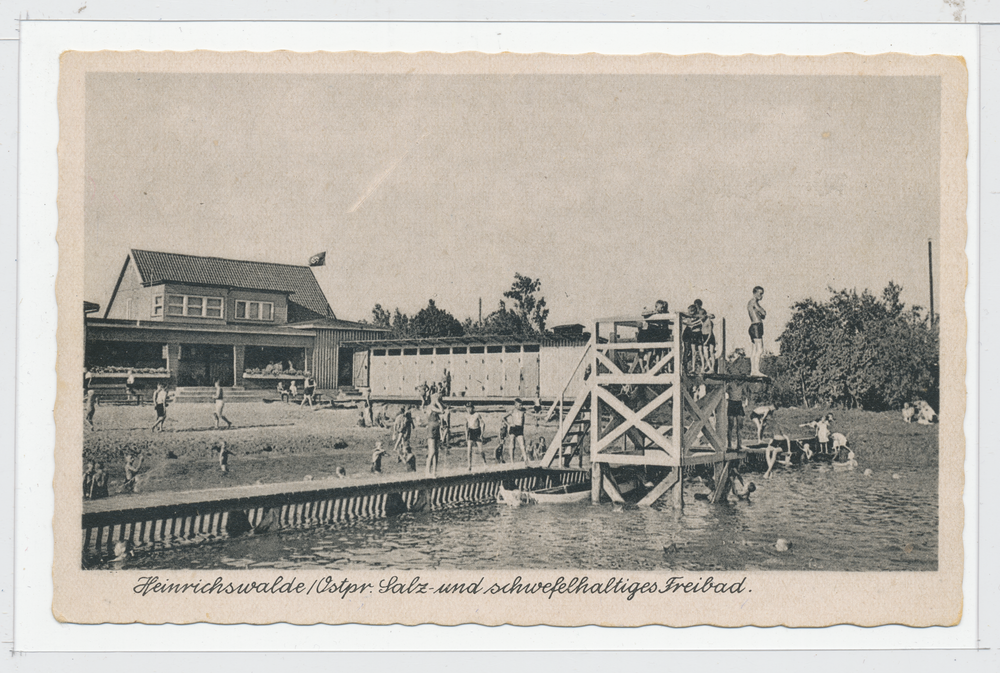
top-left (158, 294), bottom-right (224, 319)
top-left (235, 300), bottom-right (274, 322)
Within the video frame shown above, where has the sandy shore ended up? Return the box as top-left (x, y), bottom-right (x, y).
top-left (82, 401), bottom-right (561, 500)
top-left (82, 399), bottom-right (937, 503)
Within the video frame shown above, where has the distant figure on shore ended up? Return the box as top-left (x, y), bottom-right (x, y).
top-left (403, 445), bottom-right (417, 472)
top-left (505, 399), bottom-right (528, 463)
top-left (747, 286), bottom-right (766, 376)
top-left (277, 381), bottom-right (290, 403)
top-left (300, 375), bottom-right (316, 408)
top-left (495, 418), bottom-right (509, 463)
top-left (335, 466), bottom-right (347, 479)
top-left (121, 450), bottom-right (144, 493)
top-left (915, 400), bottom-right (938, 424)
top-left (83, 461), bottom-right (95, 499)
top-left (213, 441), bottom-right (234, 473)
top-left (465, 403), bottom-right (486, 470)
top-left (392, 406), bottom-right (414, 461)
top-left (289, 380), bottom-right (298, 401)
top-left (89, 462), bottom-right (108, 499)
top-left (85, 389), bottom-right (97, 430)
top-left (213, 380), bottom-right (232, 430)
top-left (801, 414), bottom-right (832, 455)
top-left (902, 402), bottom-right (915, 423)
top-left (370, 441), bottom-right (387, 474)
top-left (125, 369), bottom-right (137, 400)
top-left (426, 409), bottom-right (441, 475)
top-left (151, 383), bottom-right (168, 432)
top-left (439, 407), bottom-right (452, 449)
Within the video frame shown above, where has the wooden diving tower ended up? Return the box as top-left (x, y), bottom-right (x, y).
top-left (540, 312), bottom-right (757, 508)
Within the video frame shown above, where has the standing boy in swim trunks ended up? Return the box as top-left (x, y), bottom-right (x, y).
top-left (504, 399), bottom-right (529, 463)
top-left (747, 286), bottom-right (766, 377)
top-left (464, 403), bottom-right (486, 470)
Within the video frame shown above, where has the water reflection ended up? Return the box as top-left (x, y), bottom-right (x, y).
top-left (126, 464), bottom-right (937, 571)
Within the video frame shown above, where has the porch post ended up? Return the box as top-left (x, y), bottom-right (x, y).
top-left (164, 343), bottom-right (181, 388)
top-left (233, 345), bottom-right (245, 388)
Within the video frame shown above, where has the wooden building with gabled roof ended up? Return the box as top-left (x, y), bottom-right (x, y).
top-left (85, 250), bottom-right (385, 393)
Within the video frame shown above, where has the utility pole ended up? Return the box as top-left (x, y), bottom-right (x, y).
top-left (928, 239), bottom-right (935, 324)
top-left (479, 297), bottom-right (482, 325)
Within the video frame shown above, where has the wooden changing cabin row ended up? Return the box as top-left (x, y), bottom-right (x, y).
top-left (342, 333), bottom-right (591, 402)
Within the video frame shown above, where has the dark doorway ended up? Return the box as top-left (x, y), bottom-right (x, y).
top-left (178, 344), bottom-right (234, 387)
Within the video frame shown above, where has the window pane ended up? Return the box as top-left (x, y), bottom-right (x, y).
top-left (205, 307), bottom-right (222, 318)
top-left (206, 297), bottom-right (222, 308)
top-left (235, 302), bottom-right (246, 319)
top-left (248, 303), bottom-right (259, 320)
top-left (185, 297), bottom-right (203, 316)
top-left (261, 303), bottom-right (273, 321)
top-left (166, 295), bottom-right (184, 315)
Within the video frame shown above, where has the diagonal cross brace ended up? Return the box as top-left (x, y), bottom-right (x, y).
top-left (594, 385), bottom-right (676, 456)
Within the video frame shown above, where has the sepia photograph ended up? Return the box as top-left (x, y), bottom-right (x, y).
top-left (52, 49), bottom-right (967, 626)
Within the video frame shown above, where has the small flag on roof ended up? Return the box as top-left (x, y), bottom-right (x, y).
top-left (308, 251), bottom-right (327, 267)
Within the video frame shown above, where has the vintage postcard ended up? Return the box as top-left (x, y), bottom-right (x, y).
top-left (54, 50), bottom-right (967, 626)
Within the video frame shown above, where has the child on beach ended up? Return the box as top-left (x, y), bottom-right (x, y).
top-left (121, 450), bottom-right (144, 493)
top-left (402, 444), bottom-right (417, 472)
top-left (371, 441), bottom-right (387, 474)
top-left (494, 419), bottom-right (509, 464)
top-left (85, 389), bottom-right (97, 430)
top-left (393, 406), bottom-right (414, 461)
top-left (213, 441), bottom-right (233, 473)
top-left (83, 461), bottom-right (95, 498)
top-left (89, 462), bottom-right (108, 499)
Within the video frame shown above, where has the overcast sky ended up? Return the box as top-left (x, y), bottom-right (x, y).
top-left (84, 71), bottom-right (940, 348)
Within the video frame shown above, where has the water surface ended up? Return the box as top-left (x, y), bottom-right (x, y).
top-left (124, 463), bottom-right (936, 571)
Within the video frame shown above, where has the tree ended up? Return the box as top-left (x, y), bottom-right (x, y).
top-left (410, 299), bottom-right (464, 338)
top-left (503, 273), bottom-right (550, 334)
top-left (777, 282), bottom-right (938, 410)
top-left (371, 304), bottom-right (392, 329)
top-left (464, 300), bottom-right (530, 336)
top-left (368, 304), bottom-right (412, 338)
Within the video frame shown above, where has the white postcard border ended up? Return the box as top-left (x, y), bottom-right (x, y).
top-left (17, 19), bottom-right (980, 651)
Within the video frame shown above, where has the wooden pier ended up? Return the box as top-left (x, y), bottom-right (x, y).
top-left (540, 313), bottom-right (759, 508)
top-left (81, 464), bottom-right (588, 564)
